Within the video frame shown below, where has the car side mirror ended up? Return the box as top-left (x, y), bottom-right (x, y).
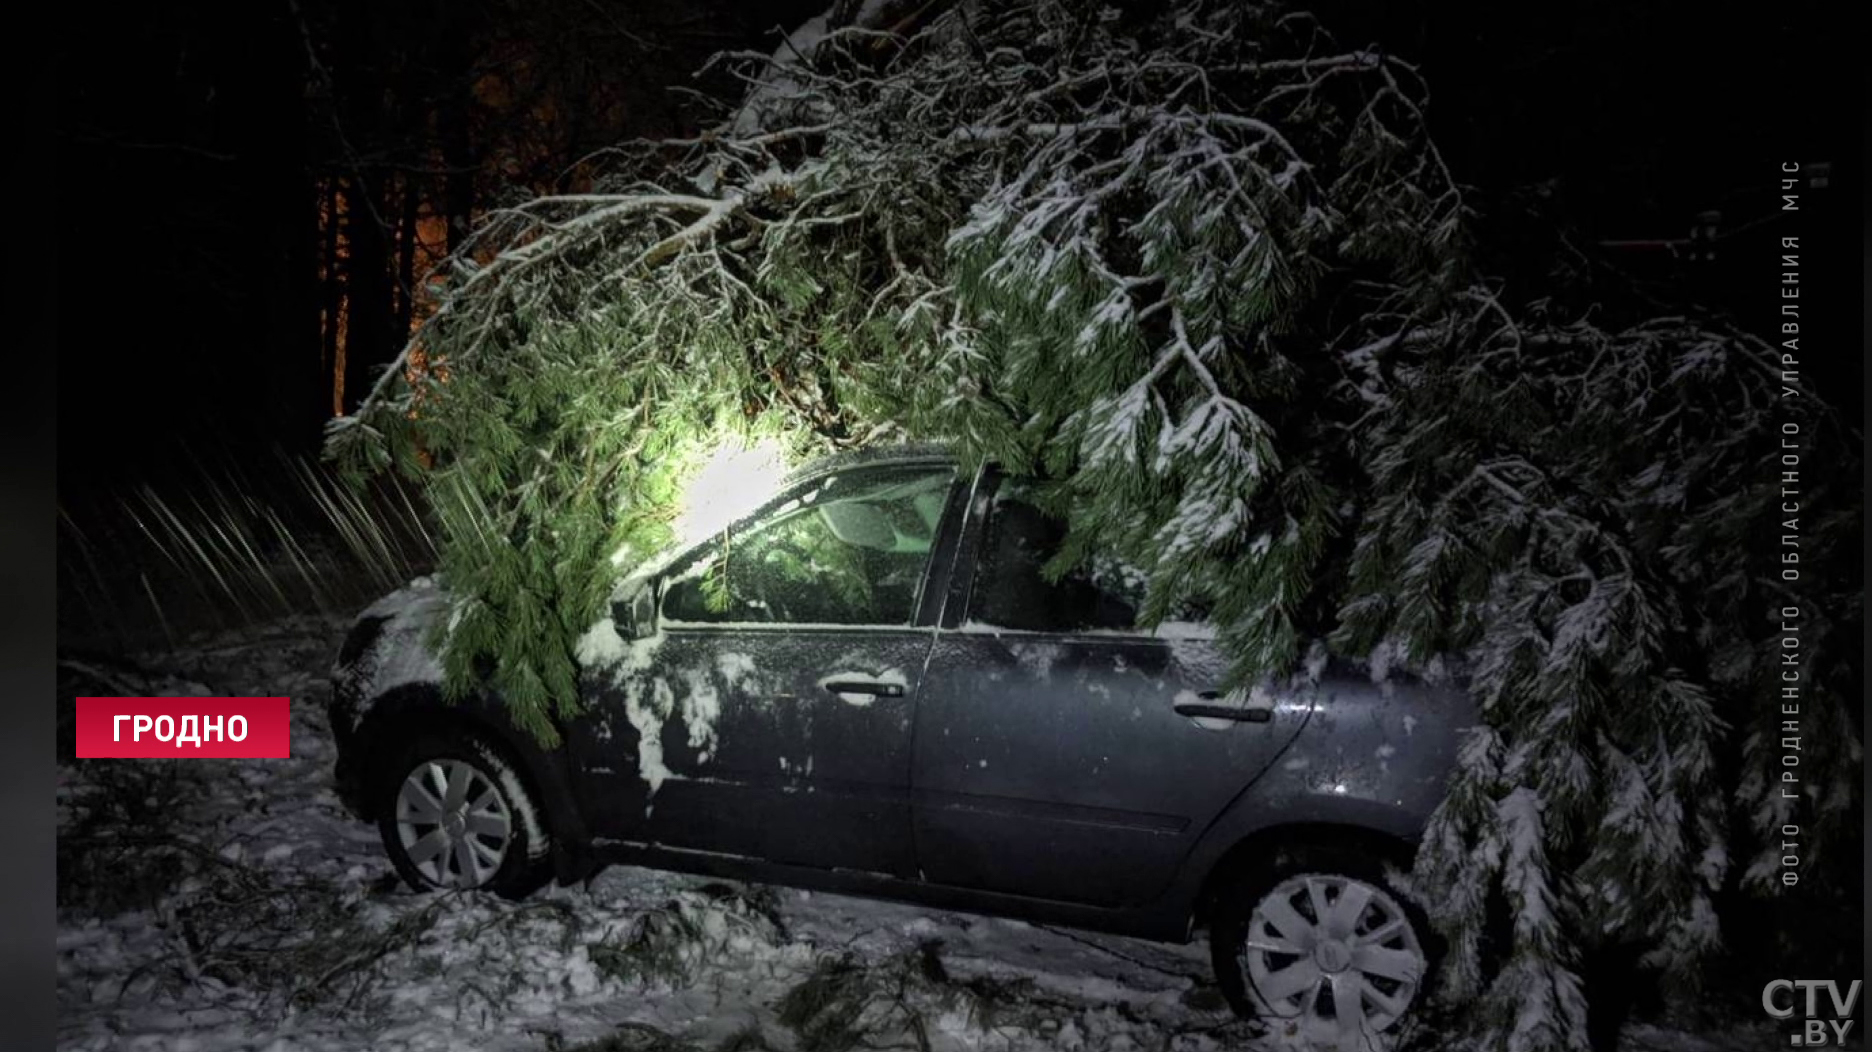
top-left (611, 581), bottom-right (659, 640)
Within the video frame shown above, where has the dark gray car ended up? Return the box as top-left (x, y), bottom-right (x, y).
top-left (330, 446), bottom-right (1477, 1044)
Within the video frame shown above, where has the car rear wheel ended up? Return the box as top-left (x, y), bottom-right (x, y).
top-left (1210, 843), bottom-right (1436, 1047)
top-left (375, 728), bottom-right (551, 899)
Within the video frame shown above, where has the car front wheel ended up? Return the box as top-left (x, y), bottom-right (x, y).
top-left (1210, 843), bottom-right (1436, 1047)
top-left (375, 728), bottom-right (551, 899)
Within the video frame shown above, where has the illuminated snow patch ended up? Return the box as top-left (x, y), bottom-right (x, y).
top-left (575, 617), bottom-right (629, 667)
top-left (678, 667), bottom-right (721, 763)
top-left (1012, 642), bottom-right (1064, 678)
top-left (716, 651), bottom-right (758, 692)
top-left (674, 437), bottom-right (789, 544)
top-left (625, 678), bottom-right (678, 798)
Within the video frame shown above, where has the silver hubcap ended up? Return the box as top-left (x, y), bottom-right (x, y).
top-left (1240, 873), bottom-right (1426, 1044)
top-left (395, 758), bottom-right (512, 888)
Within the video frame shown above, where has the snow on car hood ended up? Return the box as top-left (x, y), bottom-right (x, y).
top-left (335, 576), bottom-right (449, 718)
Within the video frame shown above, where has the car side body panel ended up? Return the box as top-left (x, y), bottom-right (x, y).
top-left (327, 448), bottom-right (1477, 946)
top-left (1157, 667), bottom-right (1480, 926)
top-left (568, 460), bottom-right (966, 880)
top-left (912, 630), bottom-right (1314, 908)
top-left (571, 625), bottom-right (937, 878)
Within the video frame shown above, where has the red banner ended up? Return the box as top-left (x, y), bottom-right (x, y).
top-left (75, 697), bottom-right (292, 759)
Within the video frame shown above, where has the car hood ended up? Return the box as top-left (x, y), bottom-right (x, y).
top-left (331, 576), bottom-right (451, 720)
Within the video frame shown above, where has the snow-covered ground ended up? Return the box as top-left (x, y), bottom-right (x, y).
top-left (57, 616), bottom-right (1807, 1052)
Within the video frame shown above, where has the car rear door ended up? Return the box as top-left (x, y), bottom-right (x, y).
top-left (570, 461), bottom-right (962, 880)
top-left (911, 472), bottom-right (1312, 907)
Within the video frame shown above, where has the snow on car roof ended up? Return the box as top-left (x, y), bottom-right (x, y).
top-left (777, 442), bottom-right (958, 485)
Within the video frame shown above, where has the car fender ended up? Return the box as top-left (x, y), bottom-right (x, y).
top-left (346, 683), bottom-right (590, 851)
top-left (1161, 672), bottom-right (1478, 927)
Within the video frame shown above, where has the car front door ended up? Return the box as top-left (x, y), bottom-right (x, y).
top-left (912, 472), bottom-right (1313, 907)
top-left (570, 461), bottom-right (960, 880)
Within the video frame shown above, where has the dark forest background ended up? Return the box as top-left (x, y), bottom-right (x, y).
top-left (56, 0), bottom-right (1860, 492)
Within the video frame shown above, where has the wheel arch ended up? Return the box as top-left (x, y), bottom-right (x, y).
top-left (1191, 821), bottom-right (1420, 933)
top-left (349, 684), bottom-right (589, 850)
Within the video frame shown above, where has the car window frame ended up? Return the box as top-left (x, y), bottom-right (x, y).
top-left (942, 468), bottom-right (1217, 642)
top-left (652, 460), bottom-right (969, 633)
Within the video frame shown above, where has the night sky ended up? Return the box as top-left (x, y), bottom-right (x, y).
top-left (55, 0), bottom-right (1862, 495)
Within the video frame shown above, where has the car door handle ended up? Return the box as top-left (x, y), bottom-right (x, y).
top-left (1175, 691), bottom-right (1274, 723)
top-left (823, 680), bottom-right (905, 698)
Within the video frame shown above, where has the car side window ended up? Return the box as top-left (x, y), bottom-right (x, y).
top-left (968, 478), bottom-right (1144, 633)
top-left (662, 466), bottom-right (955, 626)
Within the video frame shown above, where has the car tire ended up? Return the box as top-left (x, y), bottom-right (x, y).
top-left (1210, 841), bottom-right (1439, 1045)
top-left (374, 727), bottom-right (552, 899)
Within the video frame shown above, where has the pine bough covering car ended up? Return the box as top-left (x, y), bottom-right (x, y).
top-left (330, 446), bottom-right (1477, 1044)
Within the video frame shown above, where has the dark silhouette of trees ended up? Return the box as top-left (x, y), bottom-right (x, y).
top-left (58, 0), bottom-right (820, 489)
top-left (55, 0), bottom-right (1856, 480)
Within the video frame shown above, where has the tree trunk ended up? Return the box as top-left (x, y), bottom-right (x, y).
top-left (319, 177), bottom-right (344, 416)
top-left (437, 4), bottom-right (475, 255)
top-left (339, 177), bottom-right (392, 415)
top-left (395, 175), bottom-right (420, 338)
top-left (332, 0), bottom-right (393, 413)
